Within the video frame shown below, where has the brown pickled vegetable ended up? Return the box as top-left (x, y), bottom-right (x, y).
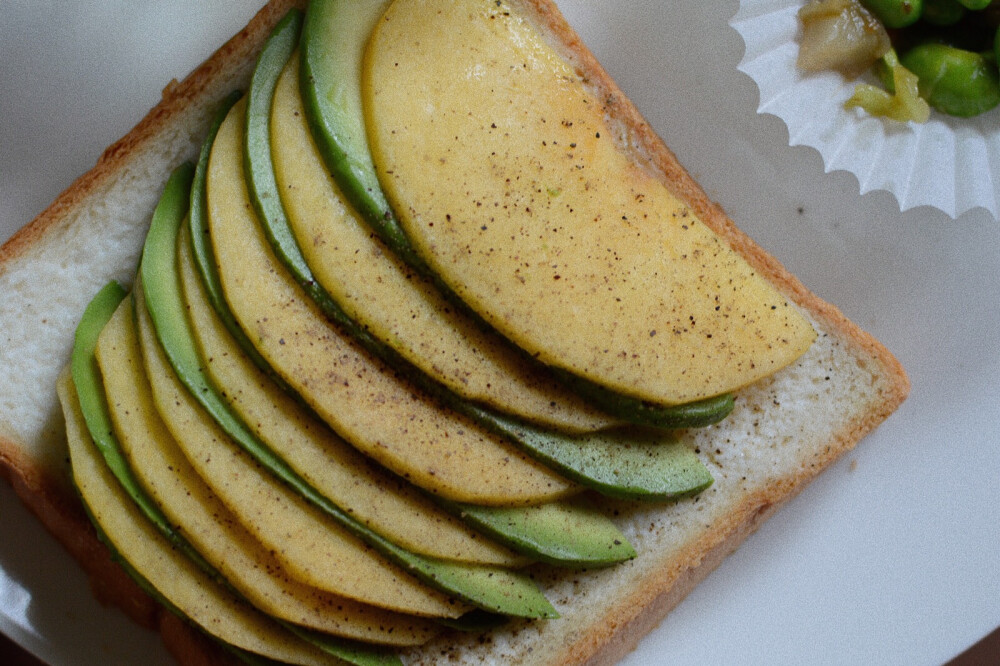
top-left (798, 0), bottom-right (892, 77)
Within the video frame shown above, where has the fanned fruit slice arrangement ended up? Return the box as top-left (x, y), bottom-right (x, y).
top-left (60, 0), bottom-right (817, 663)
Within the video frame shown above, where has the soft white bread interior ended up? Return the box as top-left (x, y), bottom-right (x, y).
top-left (0, 0), bottom-right (908, 664)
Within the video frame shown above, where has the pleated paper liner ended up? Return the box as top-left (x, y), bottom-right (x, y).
top-left (731, 0), bottom-right (1000, 219)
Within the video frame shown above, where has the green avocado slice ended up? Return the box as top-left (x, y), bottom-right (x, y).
top-left (246, 6), bottom-right (712, 503)
top-left (70, 282), bottom-right (212, 573)
top-left (188, 89), bottom-right (246, 359)
top-left (464, 406), bottom-right (713, 502)
top-left (299, 0), bottom-right (410, 263)
top-left (242, 7), bottom-right (314, 306)
top-left (139, 163), bottom-right (558, 619)
top-left (454, 499), bottom-right (638, 568)
top-left (298, 0), bottom-right (735, 429)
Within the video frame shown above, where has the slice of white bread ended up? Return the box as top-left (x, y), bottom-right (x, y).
top-left (0, 0), bottom-right (909, 664)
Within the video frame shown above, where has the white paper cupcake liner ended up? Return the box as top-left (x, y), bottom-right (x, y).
top-left (731, 0), bottom-right (1000, 219)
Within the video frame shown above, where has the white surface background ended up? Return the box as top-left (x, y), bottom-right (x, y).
top-left (1, 1), bottom-right (997, 664)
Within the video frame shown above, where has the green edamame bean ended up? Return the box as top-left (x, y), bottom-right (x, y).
top-left (901, 42), bottom-right (1000, 116)
top-left (922, 0), bottom-right (966, 25)
top-left (861, 0), bottom-right (923, 28)
top-left (956, 0), bottom-right (991, 9)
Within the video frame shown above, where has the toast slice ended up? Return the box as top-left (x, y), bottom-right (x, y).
top-left (0, 0), bottom-right (908, 664)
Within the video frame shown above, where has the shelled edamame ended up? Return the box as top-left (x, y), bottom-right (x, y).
top-left (798, 0), bottom-right (1000, 120)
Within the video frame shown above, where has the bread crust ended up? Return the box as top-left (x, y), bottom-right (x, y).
top-left (0, 0), bottom-right (908, 664)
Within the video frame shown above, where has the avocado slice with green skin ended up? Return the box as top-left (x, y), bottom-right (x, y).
top-left (299, 0), bottom-right (734, 430)
top-left (59, 369), bottom-right (400, 666)
top-left (187, 88), bottom-right (286, 389)
top-left (454, 498), bottom-right (639, 568)
top-left (245, 12), bottom-right (712, 504)
top-left (70, 287), bottom-right (400, 664)
top-left (70, 282), bottom-right (215, 576)
top-left (461, 406), bottom-right (714, 502)
top-left (299, 0), bottom-right (415, 267)
top-left (243, 7), bottom-right (315, 306)
top-left (140, 164), bottom-right (558, 620)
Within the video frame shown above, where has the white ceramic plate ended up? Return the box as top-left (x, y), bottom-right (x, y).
top-left (1, 1), bottom-right (998, 664)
